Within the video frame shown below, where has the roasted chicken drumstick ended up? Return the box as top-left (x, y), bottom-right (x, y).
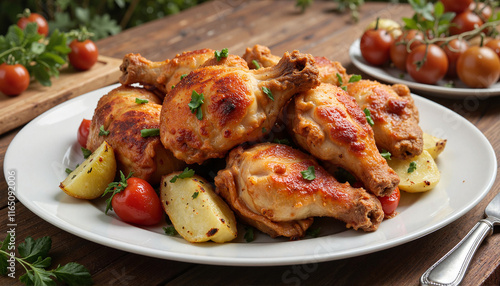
top-left (159, 50), bottom-right (320, 164)
top-left (87, 86), bottom-right (185, 185)
top-left (214, 143), bottom-right (384, 240)
top-left (286, 83), bottom-right (400, 197)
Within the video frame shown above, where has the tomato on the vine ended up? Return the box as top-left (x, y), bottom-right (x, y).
top-left (442, 39), bottom-right (469, 78)
top-left (77, 119), bottom-right (91, 148)
top-left (449, 11), bottom-right (483, 35)
top-left (378, 187), bottom-right (400, 216)
top-left (406, 44), bottom-right (448, 85)
top-left (390, 29), bottom-right (424, 71)
top-left (441, 0), bottom-right (473, 13)
top-left (360, 26), bottom-right (393, 66)
top-left (104, 173), bottom-right (164, 226)
top-left (468, 2), bottom-right (492, 21)
top-left (17, 10), bottom-right (49, 36)
top-left (0, 63), bottom-right (30, 96)
top-left (457, 46), bottom-right (500, 88)
top-left (485, 39), bottom-right (500, 59)
top-left (68, 39), bottom-right (99, 71)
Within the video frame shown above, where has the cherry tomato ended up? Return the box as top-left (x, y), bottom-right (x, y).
top-left (68, 39), bottom-right (99, 71)
top-left (360, 27), bottom-right (393, 66)
top-left (485, 39), bottom-right (500, 59)
top-left (457, 46), bottom-right (500, 88)
top-left (449, 11), bottom-right (483, 35)
top-left (442, 39), bottom-right (469, 78)
top-left (441, 0), bottom-right (472, 13)
top-left (111, 177), bottom-right (163, 225)
top-left (390, 30), bottom-right (424, 71)
top-left (0, 63), bottom-right (30, 96)
top-left (468, 2), bottom-right (492, 21)
top-left (77, 119), bottom-right (91, 148)
top-left (406, 44), bottom-right (448, 85)
top-left (17, 11), bottom-right (49, 36)
top-left (378, 187), bottom-right (400, 216)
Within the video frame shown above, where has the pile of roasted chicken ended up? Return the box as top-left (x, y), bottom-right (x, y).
top-left (86, 45), bottom-right (424, 240)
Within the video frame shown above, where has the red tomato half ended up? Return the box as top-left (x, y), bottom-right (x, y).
top-left (68, 39), bottom-right (99, 71)
top-left (77, 119), bottom-right (91, 148)
top-left (0, 63), bottom-right (30, 96)
top-left (17, 12), bottom-right (49, 36)
top-left (379, 187), bottom-right (400, 216)
top-left (111, 177), bottom-right (163, 226)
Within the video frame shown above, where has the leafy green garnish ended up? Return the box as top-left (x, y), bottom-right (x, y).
top-left (306, 227), bottom-right (321, 238)
top-left (214, 48), bottom-right (228, 61)
top-left (140, 128), bottom-right (160, 137)
top-left (252, 60), bottom-right (261, 69)
top-left (169, 167), bottom-right (195, 183)
top-left (348, 74), bottom-right (362, 83)
top-left (135, 98), bottom-right (149, 104)
top-left (380, 150), bottom-right (392, 160)
top-left (363, 108), bottom-right (374, 126)
top-left (180, 74), bottom-right (188, 80)
top-left (244, 227), bottom-right (255, 243)
top-left (262, 87), bottom-right (274, 101)
top-left (301, 166), bottom-right (316, 181)
top-left (0, 234), bottom-right (92, 286)
top-left (98, 125), bottom-right (110, 136)
top-left (408, 161), bottom-right (417, 173)
top-left (81, 147), bottom-right (92, 159)
top-left (188, 90), bottom-right (204, 120)
top-left (163, 226), bottom-right (178, 236)
top-left (192, 192), bottom-right (199, 199)
top-left (102, 171), bottom-right (133, 214)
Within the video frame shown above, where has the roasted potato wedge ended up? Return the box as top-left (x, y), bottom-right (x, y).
top-left (388, 150), bottom-right (440, 193)
top-left (60, 141), bottom-right (117, 199)
top-left (423, 133), bottom-right (447, 159)
top-left (161, 173), bottom-right (237, 243)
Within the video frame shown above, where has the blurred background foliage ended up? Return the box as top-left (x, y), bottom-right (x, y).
top-left (0, 0), bottom-right (209, 40)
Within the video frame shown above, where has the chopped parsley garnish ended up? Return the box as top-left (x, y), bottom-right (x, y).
top-left (163, 226), bottom-right (178, 236)
top-left (188, 90), bottom-right (204, 120)
top-left (262, 86), bottom-right (274, 101)
top-left (99, 125), bottom-right (110, 136)
top-left (363, 108), bottom-right (374, 126)
top-left (338, 73), bottom-right (361, 91)
top-left (306, 227), bottom-right (321, 238)
top-left (65, 168), bottom-right (73, 174)
top-left (380, 150), bottom-right (392, 160)
top-left (180, 74), bottom-right (188, 80)
top-left (170, 167), bottom-right (195, 183)
top-left (348, 74), bottom-right (362, 83)
top-left (244, 226), bottom-right (255, 242)
top-left (135, 98), bottom-right (149, 104)
top-left (336, 73), bottom-right (344, 85)
top-left (192, 191), bottom-right (199, 199)
top-left (102, 171), bottom-right (133, 214)
top-left (81, 147), bottom-right (92, 159)
top-left (252, 60), bottom-right (261, 69)
top-left (408, 161), bottom-right (417, 173)
top-left (301, 166), bottom-right (316, 181)
top-left (273, 138), bottom-right (291, 146)
top-left (214, 48), bottom-right (229, 61)
top-left (140, 128), bottom-right (160, 137)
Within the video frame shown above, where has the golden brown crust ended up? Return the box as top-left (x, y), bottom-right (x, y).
top-left (87, 86), bottom-right (185, 185)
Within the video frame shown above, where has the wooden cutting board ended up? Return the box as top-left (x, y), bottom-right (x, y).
top-left (0, 55), bottom-right (122, 135)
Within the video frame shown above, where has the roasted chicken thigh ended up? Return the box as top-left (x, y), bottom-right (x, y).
top-left (159, 50), bottom-right (320, 164)
top-left (214, 143), bottom-right (384, 239)
top-left (87, 86), bottom-right (185, 185)
top-left (286, 83), bottom-right (400, 197)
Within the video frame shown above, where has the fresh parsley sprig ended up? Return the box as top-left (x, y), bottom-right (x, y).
top-left (188, 90), bottom-right (204, 120)
top-left (301, 166), bottom-right (316, 181)
top-left (214, 48), bottom-right (229, 61)
top-left (102, 171), bottom-right (133, 214)
top-left (0, 234), bottom-right (92, 286)
top-left (169, 167), bottom-right (195, 183)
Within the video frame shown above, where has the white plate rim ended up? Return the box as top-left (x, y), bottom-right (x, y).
top-left (349, 39), bottom-right (500, 98)
top-left (4, 83), bottom-right (497, 266)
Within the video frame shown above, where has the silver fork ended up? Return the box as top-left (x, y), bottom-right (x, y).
top-left (420, 191), bottom-right (500, 286)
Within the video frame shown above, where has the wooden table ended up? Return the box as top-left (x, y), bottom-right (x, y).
top-left (2, 1), bottom-right (500, 285)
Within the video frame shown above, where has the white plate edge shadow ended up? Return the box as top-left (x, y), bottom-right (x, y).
top-left (349, 39), bottom-right (500, 98)
top-left (4, 83), bottom-right (497, 266)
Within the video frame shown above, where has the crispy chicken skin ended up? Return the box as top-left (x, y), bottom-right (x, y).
top-left (286, 83), bottom-right (400, 197)
top-left (214, 143), bottom-right (384, 239)
top-left (242, 44), bottom-right (350, 86)
top-left (160, 50), bottom-right (320, 164)
top-left (346, 80), bottom-right (423, 159)
top-left (87, 86), bottom-right (185, 185)
top-left (119, 50), bottom-right (247, 97)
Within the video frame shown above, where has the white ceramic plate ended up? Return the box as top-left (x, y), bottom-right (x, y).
top-left (4, 83), bottom-right (497, 266)
top-left (349, 39), bottom-right (500, 98)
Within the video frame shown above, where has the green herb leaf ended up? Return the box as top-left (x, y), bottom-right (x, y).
top-left (380, 150), bottom-right (392, 160)
top-left (192, 191), bottom-right (199, 199)
top-left (244, 227), bottom-right (255, 243)
top-left (188, 90), bottom-right (204, 120)
top-left (262, 87), bottom-right (274, 101)
top-left (252, 60), bottom-right (261, 69)
top-left (169, 167), bottom-right (195, 183)
top-left (18, 236), bottom-right (51, 263)
top-left (52, 262), bottom-right (93, 286)
top-left (102, 171), bottom-right (133, 214)
top-left (180, 74), bottom-right (188, 80)
top-left (140, 128), bottom-right (160, 137)
top-left (163, 226), bottom-right (178, 236)
top-left (65, 168), bottom-right (73, 174)
top-left (135, 98), bottom-right (149, 104)
top-left (408, 161), bottom-right (417, 173)
top-left (81, 147), bottom-right (92, 159)
top-left (363, 108), bottom-right (374, 126)
top-left (273, 138), bottom-right (291, 146)
top-left (348, 74), bottom-right (362, 83)
top-left (306, 227), bottom-right (321, 238)
top-left (336, 73), bottom-right (343, 85)
top-left (214, 48), bottom-right (229, 61)
top-left (301, 166), bottom-right (316, 181)
top-left (98, 125), bottom-right (110, 136)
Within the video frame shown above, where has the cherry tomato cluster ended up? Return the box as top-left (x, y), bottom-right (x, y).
top-left (0, 10), bottom-right (99, 97)
top-left (359, 1), bottom-right (500, 88)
